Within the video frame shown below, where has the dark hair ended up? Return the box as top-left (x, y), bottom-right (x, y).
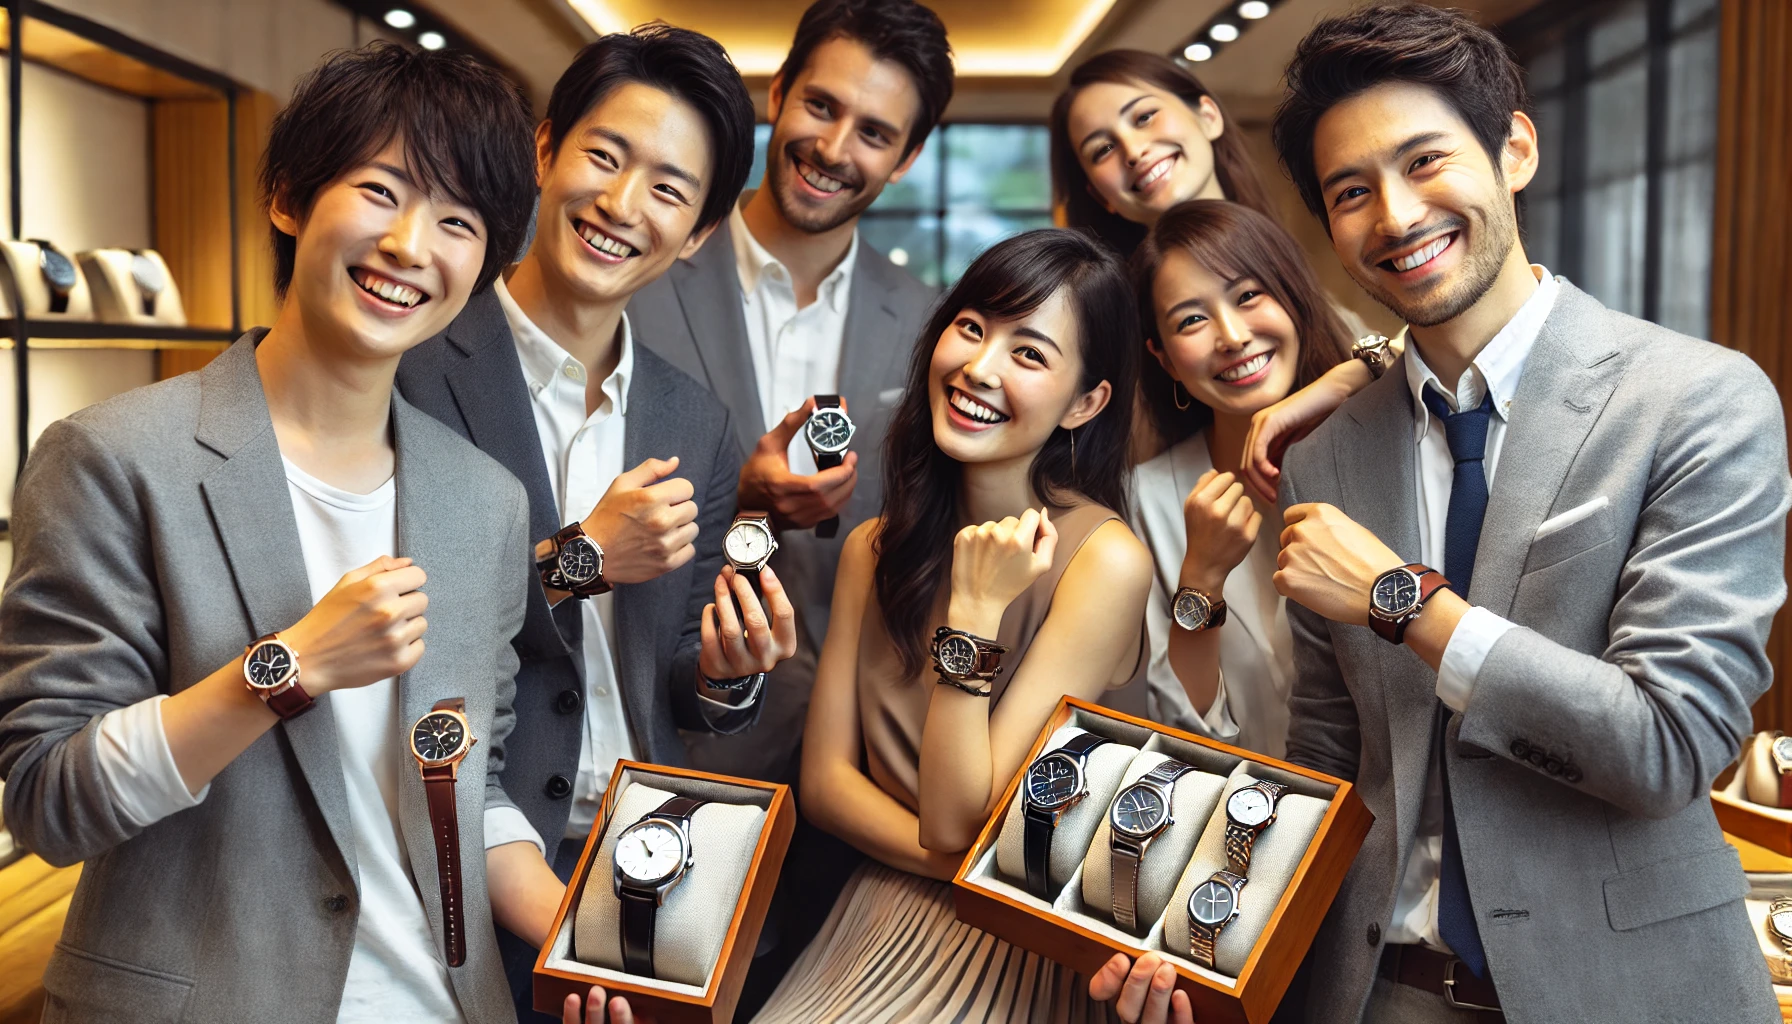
top-left (875, 229), bottom-right (1138, 677)
top-left (1050, 50), bottom-right (1276, 256)
top-left (1132, 200), bottom-right (1353, 446)
top-left (1272, 2), bottom-right (1528, 224)
top-left (260, 42), bottom-right (534, 297)
top-left (774, 0), bottom-right (955, 158)
top-left (545, 23), bottom-right (755, 234)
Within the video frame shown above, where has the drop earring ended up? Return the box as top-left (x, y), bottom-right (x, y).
top-left (1070, 427), bottom-right (1078, 477)
top-left (1172, 379), bottom-right (1192, 411)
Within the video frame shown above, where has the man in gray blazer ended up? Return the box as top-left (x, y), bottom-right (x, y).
top-left (1263, 6), bottom-right (1788, 1022)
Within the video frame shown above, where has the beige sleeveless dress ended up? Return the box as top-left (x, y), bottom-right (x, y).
top-left (752, 503), bottom-right (1140, 1023)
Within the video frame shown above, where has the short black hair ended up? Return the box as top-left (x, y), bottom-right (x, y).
top-left (774, 0), bottom-right (955, 158)
top-left (545, 23), bottom-right (755, 234)
top-left (1272, 2), bottom-right (1528, 223)
top-left (259, 42), bottom-right (535, 297)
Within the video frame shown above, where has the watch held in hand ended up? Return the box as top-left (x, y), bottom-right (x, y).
top-left (1367, 563), bottom-right (1452, 644)
top-left (1109, 759), bottom-right (1198, 931)
top-left (803, 395), bottom-right (855, 539)
top-left (1019, 731), bottom-right (1111, 899)
top-left (537, 522), bottom-right (610, 598)
top-left (1770, 733), bottom-right (1792, 808)
top-left (930, 626), bottom-right (1008, 696)
top-left (1351, 334), bottom-right (1396, 380)
top-left (613, 795), bottom-right (706, 978)
top-left (1171, 587), bottom-right (1227, 632)
top-left (32, 239), bottom-right (77, 314)
top-left (1223, 779), bottom-right (1288, 875)
top-left (1187, 869), bottom-right (1248, 970)
top-left (723, 510), bottom-right (778, 582)
top-left (242, 632), bottom-right (315, 720)
top-left (410, 697), bottom-right (477, 967)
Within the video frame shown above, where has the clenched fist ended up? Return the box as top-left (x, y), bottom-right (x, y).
top-left (947, 507), bottom-right (1058, 635)
top-left (1273, 502), bottom-right (1404, 624)
top-left (1179, 470), bottom-right (1261, 594)
top-left (583, 457), bottom-right (699, 585)
top-left (281, 555), bottom-right (428, 693)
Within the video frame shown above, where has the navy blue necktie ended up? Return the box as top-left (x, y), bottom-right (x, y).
top-left (1421, 384), bottom-right (1492, 978)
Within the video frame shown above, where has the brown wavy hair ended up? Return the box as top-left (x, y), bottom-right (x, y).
top-left (1132, 200), bottom-right (1352, 446)
top-left (874, 229), bottom-right (1139, 677)
top-left (1049, 50), bottom-right (1275, 256)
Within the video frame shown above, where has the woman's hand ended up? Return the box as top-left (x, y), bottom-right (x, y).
top-left (1179, 470), bottom-right (1261, 594)
top-left (281, 555), bottom-right (428, 693)
top-left (1240, 363), bottom-right (1364, 504)
top-left (562, 986), bottom-right (648, 1024)
top-left (947, 507), bottom-right (1058, 637)
top-left (1089, 952), bottom-right (1195, 1024)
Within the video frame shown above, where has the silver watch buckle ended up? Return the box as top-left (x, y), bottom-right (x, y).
top-left (1441, 960), bottom-right (1499, 1012)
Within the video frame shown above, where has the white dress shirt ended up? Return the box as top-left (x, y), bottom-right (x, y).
top-left (730, 201), bottom-right (857, 471)
top-left (1386, 266), bottom-right (1558, 951)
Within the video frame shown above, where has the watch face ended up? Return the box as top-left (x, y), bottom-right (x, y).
top-left (1227, 785), bottom-right (1273, 828)
top-left (411, 711), bottom-right (468, 763)
top-left (1371, 569), bottom-right (1419, 616)
top-left (40, 248), bottom-right (76, 291)
top-left (806, 409), bottom-right (854, 453)
top-left (1189, 879), bottom-right (1237, 927)
top-left (1772, 909), bottom-right (1792, 942)
top-left (725, 521), bottom-right (772, 566)
top-left (1024, 753), bottom-right (1082, 810)
top-left (936, 634), bottom-right (978, 677)
top-left (244, 641), bottom-right (296, 691)
top-left (1173, 590), bottom-right (1212, 631)
top-left (131, 253), bottom-right (167, 295)
top-left (1111, 782), bottom-right (1170, 837)
top-left (615, 820), bottom-right (685, 885)
top-left (1773, 736), bottom-right (1792, 766)
top-left (557, 536), bottom-right (603, 586)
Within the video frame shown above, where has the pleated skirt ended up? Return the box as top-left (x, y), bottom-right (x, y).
top-left (750, 861), bottom-right (1120, 1024)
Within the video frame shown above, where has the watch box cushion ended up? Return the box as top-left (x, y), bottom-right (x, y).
top-left (1080, 751), bottom-right (1226, 932)
top-left (995, 727), bottom-right (1139, 899)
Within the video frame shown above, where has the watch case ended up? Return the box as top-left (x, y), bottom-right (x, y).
top-left (1081, 751), bottom-right (1228, 935)
top-left (996, 727), bottom-right (1140, 895)
top-left (0, 239), bottom-right (93, 319)
top-left (75, 248), bottom-right (187, 325)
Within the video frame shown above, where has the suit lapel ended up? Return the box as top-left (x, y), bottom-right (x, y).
top-left (615, 358), bottom-right (677, 738)
top-left (669, 219), bottom-right (762, 455)
top-left (195, 336), bottom-right (357, 878)
top-left (838, 249), bottom-right (904, 427)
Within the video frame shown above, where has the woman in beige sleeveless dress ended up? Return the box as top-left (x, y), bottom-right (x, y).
top-left (751, 230), bottom-right (1155, 1024)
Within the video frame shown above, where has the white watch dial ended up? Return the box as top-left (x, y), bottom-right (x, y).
top-left (616, 822), bottom-right (684, 884)
top-left (725, 522), bottom-right (771, 565)
top-left (1772, 909), bottom-right (1792, 941)
top-left (1227, 785), bottom-right (1273, 827)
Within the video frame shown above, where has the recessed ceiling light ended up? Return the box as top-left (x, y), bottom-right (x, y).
top-left (418, 31), bottom-right (446, 50)
top-left (1184, 42), bottom-right (1214, 61)
top-left (1239, 1), bottom-right (1271, 19)
top-left (1209, 22), bottom-right (1240, 43)
top-left (383, 8), bottom-right (416, 29)
top-left (889, 247), bottom-right (910, 267)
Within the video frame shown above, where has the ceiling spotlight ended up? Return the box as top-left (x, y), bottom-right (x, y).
top-left (889, 247), bottom-right (910, 267)
top-left (1239, 1), bottom-right (1271, 19)
top-left (1209, 22), bottom-right (1240, 42)
top-left (1184, 42), bottom-right (1214, 61)
top-left (418, 30), bottom-right (446, 50)
top-left (383, 8), bottom-right (416, 28)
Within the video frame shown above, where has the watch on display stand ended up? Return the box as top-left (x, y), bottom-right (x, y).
top-left (410, 697), bottom-right (477, 967)
top-left (1018, 732), bottom-right (1111, 899)
top-left (130, 249), bottom-right (168, 317)
top-left (1108, 759), bottom-right (1199, 931)
top-left (1768, 733), bottom-right (1792, 808)
top-left (31, 239), bottom-right (77, 314)
top-left (1223, 780), bottom-right (1288, 875)
top-left (613, 795), bottom-right (707, 978)
top-left (1187, 869), bottom-right (1249, 970)
top-left (802, 395), bottom-right (855, 539)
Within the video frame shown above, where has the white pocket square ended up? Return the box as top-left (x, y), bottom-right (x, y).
top-left (1535, 496), bottom-right (1608, 540)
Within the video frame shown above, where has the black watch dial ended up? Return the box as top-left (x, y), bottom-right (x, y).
top-left (1371, 569), bottom-right (1419, 616)
top-left (411, 711), bottom-right (467, 763)
top-left (1173, 590), bottom-right (1212, 630)
top-left (39, 247), bottom-right (76, 291)
top-left (1112, 783), bottom-right (1169, 836)
top-left (244, 641), bottom-right (296, 691)
top-left (806, 409), bottom-right (853, 452)
top-left (557, 536), bottom-right (603, 586)
top-left (1024, 753), bottom-right (1081, 810)
top-left (1189, 879), bottom-right (1237, 927)
top-left (935, 634), bottom-right (979, 677)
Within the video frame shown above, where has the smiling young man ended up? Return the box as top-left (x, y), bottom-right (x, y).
top-left (0, 44), bottom-right (543, 1023)
top-left (1253, 5), bottom-right (1789, 1022)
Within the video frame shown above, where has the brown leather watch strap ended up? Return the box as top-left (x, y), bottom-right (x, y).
top-left (422, 697), bottom-right (466, 968)
top-left (1370, 565), bottom-right (1452, 644)
top-left (1779, 769), bottom-right (1792, 810)
top-left (245, 633), bottom-right (315, 720)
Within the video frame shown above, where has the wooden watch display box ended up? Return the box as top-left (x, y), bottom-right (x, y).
top-left (951, 697), bottom-right (1372, 1024)
top-left (1714, 733), bottom-right (1792, 856)
top-left (532, 761), bottom-right (795, 1024)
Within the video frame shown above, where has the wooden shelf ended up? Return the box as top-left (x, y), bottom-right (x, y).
top-left (0, 8), bottom-right (228, 100)
top-left (3, 320), bottom-right (235, 351)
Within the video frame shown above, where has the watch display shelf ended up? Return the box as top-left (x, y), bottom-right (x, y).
top-left (1714, 733), bottom-right (1792, 856)
top-left (952, 697), bottom-right (1372, 1024)
top-left (533, 760), bottom-right (794, 1024)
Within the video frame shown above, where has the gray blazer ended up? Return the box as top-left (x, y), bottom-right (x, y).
top-left (0, 337), bottom-right (528, 1024)
top-left (397, 288), bottom-right (750, 857)
top-left (628, 213), bottom-right (936, 780)
top-left (1279, 283), bottom-right (1788, 1023)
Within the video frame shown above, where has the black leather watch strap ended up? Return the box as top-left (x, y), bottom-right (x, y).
top-left (1023, 805), bottom-right (1055, 898)
top-left (1060, 731), bottom-right (1110, 759)
top-left (813, 395), bottom-right (844, 536)
top-left (620, 889), bottom-right (658, 977)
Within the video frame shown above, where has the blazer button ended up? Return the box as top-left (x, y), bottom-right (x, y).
top-left (324, 894), bottom-right (350, 913)
top-left (1544, 757), bottom-right (1563, 776)
top-left (1511, 739), bottom-right (1530, 759)
top-left (1527, 748), bottom-right (1547, 768)
top-left (1563, 765), bottom-right (1584, 784)
top-left (555, 689), bottom-right (583, 714)
top-left (545, 774), bottom-right (573, 799)
top-left (1366, 922), bottom-right (1382, 947)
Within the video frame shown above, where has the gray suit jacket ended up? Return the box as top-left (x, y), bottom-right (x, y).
top-left (397, 288), bottom-right (750, 857)
top-left (627, 214), bottom-right (936, 780)
top-left (1279, 283), bottom-right (1788, 1023)
top-left (0, 337), bottom-right (528, 1024)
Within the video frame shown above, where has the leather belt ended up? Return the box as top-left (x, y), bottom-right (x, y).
top-left (1379, 943), bottom-right (1502, 1014)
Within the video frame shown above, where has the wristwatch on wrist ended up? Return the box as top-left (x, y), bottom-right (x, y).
top-left (1109, 759), bottom-right (1198, 931)
top-left (699, 668), bottom-right (766, 697)
top-left (1223, 779), bottom-right (1288, 875)
top-left (804, 395), bottom-right (855, 539)
top-left (1020, 731), bottom-right (1111, 899)
top-left (1171, 587), bottom-right (1227, 632)
top-left (537, 522), bottom-right (610, 598)
top-left (130, 250), bottom-right (167, 317)
top-left (723, 511), bottom-right (778, 584)
top-left (931, 626), bottom-right (1008, 696)
top-left (1188, 869), bottom-right (1248, 970)
top-left (242, 633), bottom-right (315, 720)
top-left (410, 697), bottom-right (477, 967)
top-left (32, 239), bottom-right (76, 314)
top-left (614, 795), bottom-right (706, 978)
top-left (1351, 334), bottom-right (1396, 380)
top-left (1367, 563), bottom-right (1452, 645)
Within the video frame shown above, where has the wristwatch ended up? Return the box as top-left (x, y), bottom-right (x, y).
top-left (1109, 759), bottom-right (1199, 931)
top-left (130, 250), bottom-right (167, 317)
top-left (613, 795), bottom-right (706, 978)
top-left (536, 522), bottom-right (610, 598)
top-left (1187, 869), bottom-right (1248, 970)
top-left (723, 510), bottom-right (778, 583)
top-left (1223, 779), bottom-right (1288, 875)
top-left (1020, 731), bottom-right (1111, 898)
top-left (242, 633), bottom-right (316, 720)
top-left (930, 626), bottom-right (1008, 696)
top-left (1351, 334), bottom-right (1396, 380)
top-left (32, 239), bottom-right (76, 313)
top-left (1367, 563), bottom-right (1451, 644)
top-left (1770, 733), bottom-right (1792, 808)
top-left (804, 395), bottom-right (855, 539)
top-left (410, 697), bottom-right (477, 968)
top-left (1171, 587), bottom-right (1227, 632)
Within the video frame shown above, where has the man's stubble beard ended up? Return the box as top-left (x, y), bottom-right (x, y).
top-left (1353, 197), bottom-right (1519, 329)
top-left (766, 140), bottom-right (880, 235)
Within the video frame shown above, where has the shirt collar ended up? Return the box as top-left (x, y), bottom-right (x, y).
top-left (494, 275), bottom-right (634, 418)
top-left (729, 198), bottom-right (858, 315)
top-left (1404, 265), bottom-right (1558, 440)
